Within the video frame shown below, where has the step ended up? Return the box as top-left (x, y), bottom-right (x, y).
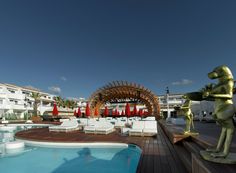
top-left (173, 143), bottom-right (192, 173)
top-left (159, 120), bottom-right (192, 144)
top-left (183, 140), bottom-right (203, 154)
top-left (159, 120), bottom-right (236, 173)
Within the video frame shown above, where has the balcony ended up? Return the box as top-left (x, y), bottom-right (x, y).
top-left (0, 93), bottom-right (6, 98)
top-left (11, 104), bottom-right (26, 110)
top-left (7, 93), bottom-right (24, 100)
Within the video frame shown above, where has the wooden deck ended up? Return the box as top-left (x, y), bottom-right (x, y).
top-left (159, 120), bottom-right (236, 173)
top-left (15, 124), bottom-right (187, 173)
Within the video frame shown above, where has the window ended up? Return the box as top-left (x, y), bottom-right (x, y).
top-left (0, 100), bottom-right (3, 104)
top-left (22, 91), bottom-right (30, 95)
top-left (8, 89), bottom-right (16, 93)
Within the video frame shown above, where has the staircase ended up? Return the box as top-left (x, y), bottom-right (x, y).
top-left (159, 120), bottom-right (236, 173)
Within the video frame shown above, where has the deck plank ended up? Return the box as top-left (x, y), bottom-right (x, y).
top-left (158, 126), bottom-right (174, 173)
top-left (159, 124), bottom-right (188, 173)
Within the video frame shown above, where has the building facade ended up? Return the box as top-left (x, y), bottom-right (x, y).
top-left (158, 93), bottom-right (184, 118)
top-left (0, 83), bottom-right (55, 118)
top-left (0, 83), bottom-right (89, 118)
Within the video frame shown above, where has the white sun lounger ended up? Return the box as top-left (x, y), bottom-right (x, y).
top-left (143, 116), bottom-right (156, 121)
top-left (129, 121), bottom-right (145, 136)
top-left (49, 120), bottom-right (80, 132)
top-left (84, 122), bottom-right (114, 135)
top-left (114, 120), bottom-right (126, 128)
top-left (78, 118), bottom-right (87, 125)
top-left (95, 122), bottom-right (114, 134)
top-left (84, 125), bottom-right (96, 134)
top-left (95, 126), bottom-right (114, 134)
top-left (143, 121), bottom-right (158, 136)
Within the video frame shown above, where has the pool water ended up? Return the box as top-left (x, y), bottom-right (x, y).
top-left (0, 145), bottom-right (141, 173)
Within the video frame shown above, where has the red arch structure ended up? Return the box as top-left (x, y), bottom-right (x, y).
top-left (88, 81), bottom-right (160, 119)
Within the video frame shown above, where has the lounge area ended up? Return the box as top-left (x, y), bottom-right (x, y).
top-left (47, 116), bottom-right (158, 137)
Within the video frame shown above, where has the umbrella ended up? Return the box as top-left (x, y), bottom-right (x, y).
top-left (77, 107), bottom-right (81, 117)
top-left (133, 104), bottom-right (137, 116)
top-left (138, 109), bottom-right (143, 119)
top-left (85, 103), bottom-right (90, 125)
top-left (121, 110), bottom-right (125, 116)
top-left (74, 110), bottom-right (77, 117)
top-left (52, 103), bottom-right (59, 116)
top-left (94, 107), bottom-right (99, 116)
top-left (125, 103), bottom-right (131, 123)
top-left (115, 109), bottom-right (118, 117)
top-left (104, 106), bottom-right (109, 117)
top-left (125, 103), bottom-right (131, 117)
top-left (138, 109), bottom-right (143, 116)
top-left (85, 103), bottom-right (90, 117)
top-left (112, 110), bottom-right (116, 117)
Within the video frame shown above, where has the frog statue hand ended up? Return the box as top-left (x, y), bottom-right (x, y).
top-left (204, 65), bottom-right (235, 158)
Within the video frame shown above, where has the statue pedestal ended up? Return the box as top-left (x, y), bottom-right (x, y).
top-left (183, 131), bottom-right (199, 136)
top-left (200, 150), bottom-right (236, 164)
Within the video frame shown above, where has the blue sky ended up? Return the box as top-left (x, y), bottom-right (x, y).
top-left (0, 0), bottom-right (236, 99)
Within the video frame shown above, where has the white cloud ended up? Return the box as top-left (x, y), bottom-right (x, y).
top-left (172, 79), bottom-right (193, 86)
top-left (48, 86), bottom-right (61, 94)
top-left (60, 76), bottom-right (67, 81)
top-left (67, 97), bottom-right (79, 101)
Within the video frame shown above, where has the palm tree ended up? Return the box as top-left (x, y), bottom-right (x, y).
top-left (31, 92), bottom-right (41, 116)
top-left (64, 99), bottom-right (70, 109)
top-left (70, 100), bottom-right (77, 110)
top-left (62, 99), bottom-right (71, 116)
top-left (54, 96), bottom-right (63, 107)
top-left (62, 99), bottom-right (78, 115)
top-left (62, 99), bottom-right (77, 109)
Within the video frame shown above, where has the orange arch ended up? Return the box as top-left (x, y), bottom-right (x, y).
top-left (88, 81), bottom-right (160, 119)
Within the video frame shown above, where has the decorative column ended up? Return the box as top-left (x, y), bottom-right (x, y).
top-left (166, 87), bottom-right (171, 119)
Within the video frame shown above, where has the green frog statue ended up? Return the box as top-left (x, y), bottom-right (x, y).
top-left (185, 65), bottom-right (236, 163)
top-left (180, 96), bottom-right (195, 134)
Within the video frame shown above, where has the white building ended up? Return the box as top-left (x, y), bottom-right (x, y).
top-left (158, 93), bottom-right (185, 118)
top-left (0, 83), bottom-right (89, 118)
top-left (0, 83), bottom-right (55, 118)
top-left (158, 93), bottom-right (213, 118)
top-left (158, 92), bottom-right (236, 119)
top-left (103, 102), bottom-right (147, 114)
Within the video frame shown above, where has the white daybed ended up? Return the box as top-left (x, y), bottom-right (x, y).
top-left (143, 121), bottom-right (158, 136)
top-left (49, 120), bottom-right (79, 132)
top-left (129, 121), bottom-right (145, 136)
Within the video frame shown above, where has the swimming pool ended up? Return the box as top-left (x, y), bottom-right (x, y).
top-left (0, 144), bottom-right (141, 173)
top-left (0, 125), bottom-right (141, 173)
